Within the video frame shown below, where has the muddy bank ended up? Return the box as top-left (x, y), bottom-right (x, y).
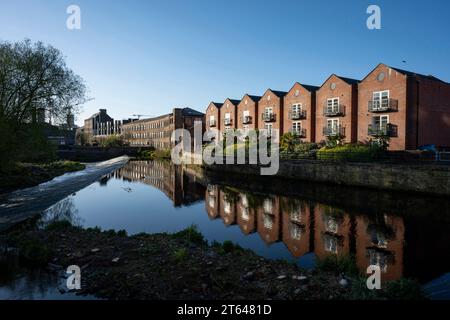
top-left (0, 156), bottom-right (129, 232)
top-left (2, 222), bottom-right (423, 300)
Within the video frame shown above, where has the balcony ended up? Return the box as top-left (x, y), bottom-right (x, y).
top-left (224, 118), bottom-right (232, 126)
top-left (262, 113), bottom-right (276, 122)
top-left (289, 110), bottom-right (307, 120)
top-left (368, 99), bottom-right (399, 113)
top-left (209, 119), bottom-right (216, 127)
top-left (368, 124), bottom-right (398, 137)
top-left (289, 128), bottom-right (307, 138)
top-left (241, 115), bottom-right (252, 124)
top-left (323, 105), bottom-right (345, 117)
top-left (323, 126), bottom-right (345, 137)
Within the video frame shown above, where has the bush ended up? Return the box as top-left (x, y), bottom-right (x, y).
top-left (316, 144), bottom-right (383, 161)
top-left (316, 254), bottom-right (360, 276)
top-left (100, 135), bottom-right (124, 148)
top-left (172, 225), bottom-right (206, 245)
top-left (139, 149), bottom-right (171, 160)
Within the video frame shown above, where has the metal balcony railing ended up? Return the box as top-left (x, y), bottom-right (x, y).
top-left (368, 99), bottom-right (399, 112)
top-left (323, 126), bottom-right (345, 137)
top-left (209, 119), bottom-right (216, 127)
top-left (368, 124), bottom-right (398, 137)
top-left (262, 113), bottom-right (276, 122)
top-left (323, 105), bottom-right (345, 117)
top-left (289, 110), bottom-right (307, 120)
top-left (289, 128), bottom-right (307, 138)
top-left (224, 118), bottom-right (232, 126)
top-left (241, 115), bottom-right (252, 124)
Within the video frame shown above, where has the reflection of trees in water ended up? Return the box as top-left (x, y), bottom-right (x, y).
top-left (41, 197), bottom-right (84, 227)
top-left (2, 269), bottom-right (60, 300)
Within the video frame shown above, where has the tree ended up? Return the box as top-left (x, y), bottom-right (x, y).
top-left (0, 39), bottom-right (88, 127)
top-left (0, 40), bottom-right (89, 169)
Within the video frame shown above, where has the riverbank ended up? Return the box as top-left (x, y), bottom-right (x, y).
top-left (202, 160), bottom-right (450, 196)
top-left (0, 161), bottom-right (86, 195)
top-left (2, 221), bottom-right (423, 300)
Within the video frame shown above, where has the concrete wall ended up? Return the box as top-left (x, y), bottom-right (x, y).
top-left (205, 160), bottom-right (450, 196)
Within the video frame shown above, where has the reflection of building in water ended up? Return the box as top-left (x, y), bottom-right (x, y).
top-left (355, 215), bottom-right (404, 282)
top-left (257, 197), bottom-right (281, 244)
top-left (219, 189), bottom-right (237, 226)
top-left (115, 161), bottom-right (204, 207)
top-left (314, 204), bottom-right (353, 259)
top-left (205, 188), bottom-right (410, 282)
top-left (236, 193), bottom-right (256, 235)
top-left (205, 185), bottom-right (220, 220)
top-left (281, 198), bottom-right (311, 258)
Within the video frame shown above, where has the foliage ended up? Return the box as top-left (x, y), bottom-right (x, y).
top-left (316, 254), bottom-right (360, 277)
top-left (325, 134), bottom-right (345, 148)
top-left (139, 149), bottom-right (171, 160)
top-left (100, 135), bottom-right (124, 148)
top-left (280, 132), bottom-right (301, 153)
top-left (173, 248), bottom-right (188, 262)
top-left (316, 144), bottom-right (383, 161)
top-left (172, 225), bottom-right (207, 246)
top-left (0, 40), bottom-right (88, 170)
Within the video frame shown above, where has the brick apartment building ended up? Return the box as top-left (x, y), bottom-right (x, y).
top-left (315, 75), bottom-right (359, 144)
top-left (219, 99), bottom-right (240, 132)
top-left (258, 89), bottom-right (288, 137)
top-left (358, 63), bottom-right (450, 150)
top-left (283, 82), bottom-right (319, 142)
top-left (205, 102), bottom-right (223, 132)
top-left (205, 63), bottom-right (450, 150)
top-left (236, 94), bottom-right (261, 131)
top-left (122, 107), bottom-right (204, 149)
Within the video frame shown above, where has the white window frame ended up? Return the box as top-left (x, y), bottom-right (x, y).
top-left (292, 121), bottom-right (302, 134)
top-left (264, 123), bottom-right (273, 137)
top-left (327, 98), bottom-right (339, 113)
top-left (292, 103), bottom-right (302, 113)
top-left (327, 118), bottom-right (339, 135)
top-left (373, 115), bottom-right (389, 130)
top-left (373, 90), bottom-right (390, 110)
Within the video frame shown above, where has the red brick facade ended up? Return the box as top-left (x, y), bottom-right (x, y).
top-left (283, 83), bottom-right (318, 142)
top-left (257, 89), bottom-right (287, 137)
top-left (205, 64), bottom-right (450, 150)
top-left (316, 75), bottom-right (359, 144)
top-left (236, 94), bottom-right (260, 131)
top-left (205, 102), bottom-right (222, 132)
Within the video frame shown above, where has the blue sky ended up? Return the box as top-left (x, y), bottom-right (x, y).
top-left (1, 0), bottom-right (450, 125)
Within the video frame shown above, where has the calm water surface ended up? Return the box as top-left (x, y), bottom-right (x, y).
top-left (2, 160), bottom-right (450, 299)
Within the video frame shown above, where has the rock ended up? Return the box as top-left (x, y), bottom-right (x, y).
top-left (206, 261), bottom-right (213, 266)
top-left (292, 275), bottom-right (308, 283)
top-left (91, 248), bottom-right (100, 253)
top-left (112, 257), bottom-right (120, 263)
top-left (277, 275), bottom-right (287, 280)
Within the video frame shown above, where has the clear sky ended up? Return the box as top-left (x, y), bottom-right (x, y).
top-left (1, 0), bottom-right (450, 125)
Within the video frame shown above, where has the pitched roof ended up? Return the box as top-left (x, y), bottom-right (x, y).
top-left (335, 75), bottom-right (360, 85)
top-left (247, 95), bottom-right (262, 102)
top-left (270, 90), bottom-right (288, 98)
top-left (289, 82), bottom-right (320, 93)
top-left (390, 66), bottom-right (446, 83)
top-left (210, 102), bottom-right (223, 109)
top-left (227, 99), bottom-right (241, 106)
top-left (182, 107), bottom-right (204, 116)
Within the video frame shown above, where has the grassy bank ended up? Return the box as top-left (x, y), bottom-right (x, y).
top-left (1, 221), bottom-right (424, 300)
top-left (0, 161), bottom-right (86, 194)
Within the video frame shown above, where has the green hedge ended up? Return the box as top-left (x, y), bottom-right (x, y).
top-left (316, 144), bottom-right (382, 161)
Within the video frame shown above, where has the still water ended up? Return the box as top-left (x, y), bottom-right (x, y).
top-left (2, 160), bottom-right (450, 299)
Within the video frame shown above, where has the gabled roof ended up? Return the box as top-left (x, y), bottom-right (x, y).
top-left (390, 66), bottom-right (446, 83)
top-left (224, 99), bottom-right (241, 106)
top-left (361, 63), bottom-right (447, 84)
top-left (271, 90), bottom-right (288, 98)
top-left (247, 95), bottom-right (262, 102)
top-left (209, 102), bottom-right (223, 109)
top-left (288, 82), bottom-right (320, 93)
top-left (182, 107), bottom-right (204, 116)
top-left (319, 74), bottom-right (360, 88)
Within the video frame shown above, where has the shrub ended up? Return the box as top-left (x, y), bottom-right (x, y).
top-left (100, 135), bottom-right (124, 148)
top-left (316, 144), bottom-right (383, 161)
top-left (316, 254), bottom-right (360, 276)
top-left (172, 225), bottom-right (206, 245)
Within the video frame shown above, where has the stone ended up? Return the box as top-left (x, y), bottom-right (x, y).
top-left (112, 257), bottom-right (120, 263)
top-left (277, 275), bottom-right (287, 280)
top-left (91, 248), bottom-right (100, 253)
